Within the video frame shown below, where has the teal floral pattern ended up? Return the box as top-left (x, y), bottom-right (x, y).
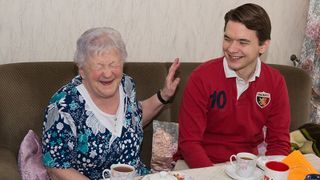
top-left (42, 75), bottom-right (150, 180)
top-left (300, 0), bottom-right (320, 124)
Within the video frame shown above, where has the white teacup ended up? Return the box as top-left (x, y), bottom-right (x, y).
top-left (102, 164), bottom-right (136, 180)
top-left (230, 152), bottom-right (257, 177)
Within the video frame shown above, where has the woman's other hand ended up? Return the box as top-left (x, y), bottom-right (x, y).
top-left (160, 58), bottom-right (181, 101)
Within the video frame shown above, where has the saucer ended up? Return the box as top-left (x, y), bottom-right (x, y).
top-left (257, 155), bottom-right (285, 171)
top-left (224, 164), bottom-right (263, 180)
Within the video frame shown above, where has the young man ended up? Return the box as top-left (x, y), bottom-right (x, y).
top-left (174, 3), bottom-right (291, 168)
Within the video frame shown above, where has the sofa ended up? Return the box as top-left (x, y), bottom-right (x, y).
top-left (0, 61), bottom-right (312, 179)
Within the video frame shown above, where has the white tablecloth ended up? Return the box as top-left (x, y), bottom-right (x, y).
top-left (175, 154), bottom-right (320, 180)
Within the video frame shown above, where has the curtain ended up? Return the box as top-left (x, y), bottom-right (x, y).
top-left (300, 0), bottom-right (320, 124)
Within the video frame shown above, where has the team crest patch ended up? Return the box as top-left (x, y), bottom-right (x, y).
top-left (256, 92), bottom-right (271, 108)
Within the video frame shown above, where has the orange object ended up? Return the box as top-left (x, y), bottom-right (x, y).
top-left (282, 150), bottom-right (319, 180)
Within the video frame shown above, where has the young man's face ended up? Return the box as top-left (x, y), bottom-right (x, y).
top-left (223, 20), bottom-right (270, 79)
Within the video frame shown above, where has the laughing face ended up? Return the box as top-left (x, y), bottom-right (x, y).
top-left (223, 21), bottom-right (270, 80)
top-left (79, 49), bottom-right (123, 102)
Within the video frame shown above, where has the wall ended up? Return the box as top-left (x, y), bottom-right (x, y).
top-left (0, 0), bottom-right (309, 65)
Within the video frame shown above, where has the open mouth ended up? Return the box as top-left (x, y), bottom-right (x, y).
top-left (100, 79), bottom-right (113, 86)
top-left (229, 55), bottom-right (244, 61)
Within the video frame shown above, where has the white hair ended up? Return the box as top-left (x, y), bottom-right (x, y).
top-left (74, 27), bottom-right (127, 67)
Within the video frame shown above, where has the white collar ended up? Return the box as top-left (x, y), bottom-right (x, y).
top-left (76, 83), bottom-right (124, 138)
top-left (223, 57), bottom-right (261, 82)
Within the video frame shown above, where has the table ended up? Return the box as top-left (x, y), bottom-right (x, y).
top-left (173, 154), bottom-right (320, 180)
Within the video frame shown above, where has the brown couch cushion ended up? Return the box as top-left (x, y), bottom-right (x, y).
top-left (0, 62), bottom-right (77, 157)
top-left (269, 64), bottom-right (312, 131)
top-left (0, 148), bottom-right (21, 180)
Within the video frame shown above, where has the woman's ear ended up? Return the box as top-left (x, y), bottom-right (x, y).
top-left (79, 67), bottom-right (85, 79)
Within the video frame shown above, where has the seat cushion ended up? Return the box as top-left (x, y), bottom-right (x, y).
top-left (0, 147), bottom-right (21, 180)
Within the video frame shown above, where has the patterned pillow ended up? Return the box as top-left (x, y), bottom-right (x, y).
top-left (151, 120), bottom-right (179, 172)
top-left (18, 130), bottom-right (49, 180)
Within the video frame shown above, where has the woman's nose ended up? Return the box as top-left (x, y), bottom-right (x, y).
top-left (101, 67), bottom-right (113, 77)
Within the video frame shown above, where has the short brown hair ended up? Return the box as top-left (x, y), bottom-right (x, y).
top-left (224, 3), bottom-right (271, 45)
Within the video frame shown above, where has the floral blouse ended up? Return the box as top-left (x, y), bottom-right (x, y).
top-left (42, 74), bottom-right (149, 179)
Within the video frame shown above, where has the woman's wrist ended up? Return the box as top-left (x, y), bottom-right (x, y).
top-left (157, 90), bottom-right (170, 104)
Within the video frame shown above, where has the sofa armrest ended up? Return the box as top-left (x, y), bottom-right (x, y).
top-left (0, 147), bottom-right (21, 180)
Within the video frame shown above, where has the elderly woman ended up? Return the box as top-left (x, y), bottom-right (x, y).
top-left (42, 27), bottom-right (180, 180)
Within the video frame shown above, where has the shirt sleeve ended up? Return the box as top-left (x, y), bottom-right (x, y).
top-left (178, 73), bottom-right (214, 168)
top-left (265, 75), bottom-right (291, 155)
top-left (42, 97), bottom-right (78, 169)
